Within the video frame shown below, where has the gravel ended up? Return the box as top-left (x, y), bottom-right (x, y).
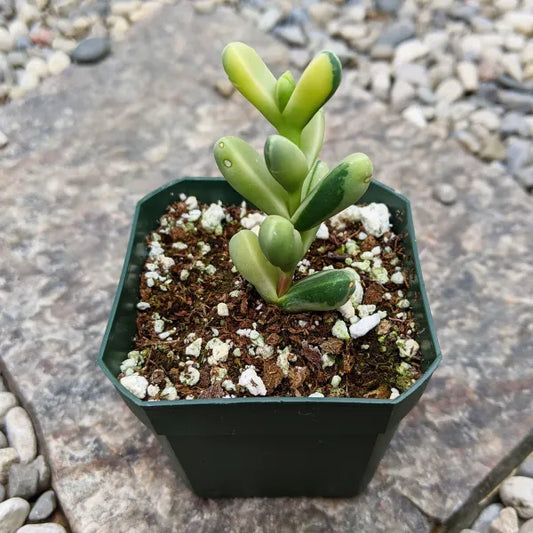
top-left (5, 407), bottom-right (37, 464)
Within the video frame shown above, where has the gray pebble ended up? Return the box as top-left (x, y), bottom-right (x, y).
top-left (5, 407), bottom-right (37, 464)
top-left (28, 490), bottom-right (56, 522)
top-left (432, 183), bottom-right (458, 205)
top-left (394, 62), bottom-right (429, 87)
top-left (0, 393), bottom-right (17, 424)
top-left (14, 36), bottom-right (31, 51)
top-left (448, 5), bottom-right (478, 22)
top-left (455, 130), bottom-right (481, 154)
top-left (0, 497), bottom-right (30, 533)
top-left (506, 137), bottom-right (532, 175)
top-left (390, 79), bottom-right (415, 111)
top-left (375, 0), bottom-right (403, 15)
top-left (289, 48), bottom-right (310, 70)
top-left (497, 90), bottom-right (533, 113)
top-left (471, 502), bottom-right (504, 533)
top-left (501, 113), bottom-right (530, 138)
top-left (71, 37), bottom-right (111, 64)
top-left (520, 519), bottom-right (533, 533)
top-left (17, 524), bottom-right (66, 533)
top-left (518, 455), bottom-right (533, 479)
top-left (417, 86), bottom-right (437, 105)
top-left (0, 448), bottom-right (18, 485)
top-left (258, 8), bottom-right (282, 32)
top-left (514, 166), bottom-right (533, 192)
top-left (376, 20), bottom-right (416, 48)
top-left (31, 456), bottom-right (51, 492)
top-left (500, 476), bottom-right (533, 520)
top-left (491, 506), bottom-right (519, 533)
top-left (272, 25), bottom-right (307, 47)
top-left (0, 431), bottom-right (6, 448)
top-left (7, 51), bottom-right (27, 68)
top-left (7, 463), bottom-right (39, 500)
top-left (0, 483), bottom-right (4, 502)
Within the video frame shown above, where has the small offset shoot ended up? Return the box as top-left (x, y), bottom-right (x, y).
top-left (214, 42), bottom-right (373, 312)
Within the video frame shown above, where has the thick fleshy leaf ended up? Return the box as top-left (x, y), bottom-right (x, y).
top-left (291, 153), bottom-right (373, 231)
top-left (229, 230), bottom-right (280, 303)
top-left (258, 215), bottom-right (303, 273)
top-left (222, 42), bottom-right (281, 126)
top-left (264, 135), bottom-right (309, 193)
top-left (214, 136), bottom-right (290, 217)
top-left (281, 51), bottom-right (341, 131)
top-left (275, 71), bottom-right (296, 112)
top-left (278, 268), bottom-right (357, 312)
top-left (300, 109), bottom-right (325, 165)
top-left (300, 159), bottom-right (329, 201)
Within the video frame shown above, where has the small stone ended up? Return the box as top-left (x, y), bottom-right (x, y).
top-left (497, 90), bottom-right (533, 113)
top-left (503, 11), bottom-right (533, 36)
top-left (432, 183), bottom-right (457, 205)
top-left (518, 455), bottom-right (533, 478)
top-left (17, 525), bottom-right (66, 533)
top-left (214, 79), bottom-right (233, 98)
top-left (417, 86), bottom-right (437, 105)
top-left (30, 455), bottom-right (49, 492)
top-left (7, 462), bottom-right (38, 499)
top-left (393, 39), bottom-right (429, 67)
top-left (0, 131), bottom-right (8, 149)
top-left (376, 20), bottom-right (415, 48)
top-left (515, 166), bottom-right (533, 190)
top-left (110, 17), bottom-right (129, 41)
top-left (500, 476), bottom-right (533, 519)
top-left (308, 3), bottom-right (338, 27)
top-left (504, 54), bottom-right (523, 82)
top-left (506, 137), bottom-right (532, 175)
top-left (0, 431), bottom-right (7, 447)
top-left (192, 0), bottom-right (215, 14)
top-left (289, 48), bottom-right (310, 70)
top-left (119, 374), bottom-right (148, 399)
top-left (390, 79), bottom-right (416, 111)
top-left (5, 408), bottom-right (37, 464)
top-left (8, 20), bottom-right (28, 41)
top-left (0, 28), bottom-right (14, 53)
top-left (47, 51), bottom-right (70, 76)
top-left (7, 51), bottom-right (27, 69)
top-left (25, 58), bottom-right (48, 80)
top-left (371, 67), bottom-right (390, 101)
top-left (0, 448), bottom-right (19, 484)
top-left (18, 71), bottom-right (39, 93)
top-left (0, 497), bottom-right (30, 533)
top-left (402, 105), bottom-right (427, 128)
top-left (258, 8), bottom-right (282, 32)
top-left (457, 61), bottom-right (478, 92)
top-left (375, 0), bottom-right (403, 15)
top-left (480, 134), bottom-right (507, 161)
top-left (470, 109), bottom-right (501, 131)
top-left (0, 483), bottom-right (4, 502)
top-left (394, 63), bottom-right (429, 88)
top-left (273, 25), bottom-right (307, 47)
top-left (520, 519), bottom-right (533, 533)
top-left (501, 112), bottom-right (530, 137)
top-left (490, 506), bottom-right (519, 533)
top-left (28, 490), bottom-right (56, 522)
top-left (51, 37), bottom-right (77, 53)
top-left (14, 36), bottom-right (31, 51)
top-left (435, 78), bottom-right (464, 104)
top-left (71, 38), bottom-right (111, 64)
top-left (0, 394), bottom-right (17, 424)
top-left (111, 0), bottom-right (142, 18)
top-left (471, 503), bottom-right (504, 533)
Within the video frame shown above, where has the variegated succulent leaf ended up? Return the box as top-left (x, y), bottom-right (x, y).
top-left (275, 71), bottom-right (296, 112)
top-left (300, 159), bottom-right (330, 202)
top-left (291, 153), bottom-right (373, 231)
top-left (300, 109), bottom-right (325, 165)
top-left (264, 135), bottom-right (309, 193)
top-left (258, 215), bottom-right (303, 273)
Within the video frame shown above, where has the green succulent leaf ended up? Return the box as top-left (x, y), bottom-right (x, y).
top-left (300, 109), bottom-right (325, 165)
top-left (258, 215), bottom-right (303, 273)
top-left (300, 159), bottom-right (330, 201)
top-left (229, 230), bottom-right (280, 303)
top-left (214, 136), bottom-right (290, 217)
top-left (264, 135), bottom-right (309, 193)
top-left (291, 153), bottom-right (373, 231)
top-left (222, 42), bottom-right (281, 126)
top-left (275, 71), bottom-right (296, 112)
top-left (281, 51), bottom-right (341, 132)
top-left (278, 268), bottom-right (357, 312)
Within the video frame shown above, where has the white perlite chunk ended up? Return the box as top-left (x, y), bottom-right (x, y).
top-left (147, 384), bottom-right (160, 397)
top-left (332, 320), bottom-right (350, 340)
top-left (160, 382), bottom-right (178, 400)
top-left (316, 223), bottom-right (329, 239)
top-left (330, 205), bottom-right (361, 229)
top-left (371, 266), bottom-right (389, 284)
top-left (277, 351), bottom-right (291, 376)
top-left (136, 302), bottom-right (150, 310)
top-left (120, 374), bottom-right (148, 399)
top-left (499, 476), bottom-right (533, 519)
top-left (389, 388), bottom-right (400, 400)
top-left (359, 203), bottom-right (391, 237)
top-left (337, 300), bottom-right (355, 319)
top-left (185, 338), bottom-right (202, 357)
top-left (217, 302), bottom-right (229, 316)
top-left (357, 304), bottom-right (376, 317)
top-left (201, 203), bottom-right (225, 233)
top-left (321, 353), bottom-right (336, 369)
top-left (240, 212), bottom-right (265, 230)
top-left (391, 271), bottom-right (404, 284)
top-left (309, 392), bottom-right (324, 398)
top-left (154, 319), bottom-right (164, 333)
top-left (180, 364), bottom-right (200, 386)
top-left (222, 379), bottom-right (236, 392)
top-left (238, 367), bottom-right (267, 396)
top-left (331, 375), bottom-right (342, 388)
top-left (349, 313), bottom-right (381, 339)
top-left (206, 338), bottom-right (230, 365)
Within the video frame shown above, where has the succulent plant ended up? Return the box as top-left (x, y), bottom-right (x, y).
top-left (214, 42), bottom-right (373, 312)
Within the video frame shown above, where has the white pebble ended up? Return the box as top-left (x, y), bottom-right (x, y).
top-left (349, 313), bottom-right (381, 339)
top-left (47, 51), bottom-right (71, 76)
top-left (500, 476), bottom-right (533, 519)
top-left (0, 497), bottom-right (30, 532)
top-left (5, 407), bottom-right (37, 464)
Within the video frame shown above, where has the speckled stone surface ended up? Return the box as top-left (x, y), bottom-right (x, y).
top-left (0, 3), bottom-right (532, 533)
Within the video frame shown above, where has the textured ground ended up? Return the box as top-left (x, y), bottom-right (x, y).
top-left (0, 2), bottom-right (532, 532)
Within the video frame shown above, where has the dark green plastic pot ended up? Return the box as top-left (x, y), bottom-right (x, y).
top-left (98, 177), bottom-right (441, 498)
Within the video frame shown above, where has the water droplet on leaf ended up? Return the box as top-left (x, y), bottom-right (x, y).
top-left (223, 159), bottom-right (232, 167)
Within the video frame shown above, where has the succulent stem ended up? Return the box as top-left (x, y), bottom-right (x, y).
top-left (277, 271), bottom-right (293, 297)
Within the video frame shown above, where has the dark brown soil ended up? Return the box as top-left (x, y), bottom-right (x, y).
top-left (118, 199), bottom-right (423, 400)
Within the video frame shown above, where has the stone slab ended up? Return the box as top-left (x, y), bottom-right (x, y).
top-left (1, 2), bottom-right (532, 532)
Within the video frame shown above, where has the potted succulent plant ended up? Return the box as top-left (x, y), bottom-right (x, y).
top-left (98, 42), bottom-right (441, 497)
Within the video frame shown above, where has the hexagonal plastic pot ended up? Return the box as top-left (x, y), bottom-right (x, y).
top-left (98, 177), bottom-right (441, 498)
